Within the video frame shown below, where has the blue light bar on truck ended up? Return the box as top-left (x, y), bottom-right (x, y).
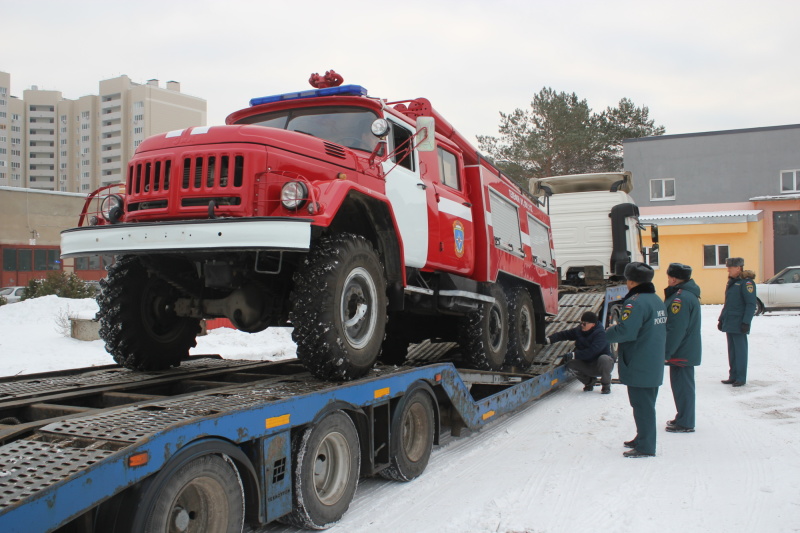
top-left (249, 85), bottom-right (368, 106)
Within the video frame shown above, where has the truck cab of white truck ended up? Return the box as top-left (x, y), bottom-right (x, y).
top-left (530, 171), bottom-right (657, 285)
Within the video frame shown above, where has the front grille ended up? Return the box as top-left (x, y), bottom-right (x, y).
top-left (127, 153), bottom-right (247, 214)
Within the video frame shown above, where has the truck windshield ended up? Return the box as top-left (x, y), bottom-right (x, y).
top-left (235, 106), bottom-right (379, 153)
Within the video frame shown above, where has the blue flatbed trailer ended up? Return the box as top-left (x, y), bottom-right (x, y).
top-left (0, 355), bottom-right (571, 533)
top-left (0, 290), bottom-right (616, 532)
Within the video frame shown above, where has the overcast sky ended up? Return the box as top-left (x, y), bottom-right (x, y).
top-left (4, 0), bottom-right (799, 146)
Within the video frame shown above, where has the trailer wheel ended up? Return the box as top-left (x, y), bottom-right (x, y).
top-left (97, 453), bottom-right (245, 533)
top-left (504, 287), bottom-right (537, 369)
top-left (98, 255), bottom-right (200, 371)
top-left (381, 388), bottom-right (435, 482)
top-left (459, 284), bottom-right (508, 370)
top-left (281, 410), bottom-right (361, 529)
top-left (291, 234), bottom-right (387, 380)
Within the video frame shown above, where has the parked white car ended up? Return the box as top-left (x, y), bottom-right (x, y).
top-left (756, 266), bottom-right (800, 314)
top-left (0, 286), bottom-right (26, 304)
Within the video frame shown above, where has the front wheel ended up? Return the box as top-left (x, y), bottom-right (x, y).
top-left (755, 298), bottom-right (765, 315)
top-left (98, 255), bottom-right (201, 371)
top-left (291, 234), bottom-right (388, 380)
top-left (281, 410), bottom-right (361, 529)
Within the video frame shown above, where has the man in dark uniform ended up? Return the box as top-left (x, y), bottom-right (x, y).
top-left (606, 262), bottom-right (667, 458)
top-left (719, 257), bottom-right (757, 387)
top-left (663, 263), bottom-right (702, 433)
top-left (547, 311), bottom-right (614, 394)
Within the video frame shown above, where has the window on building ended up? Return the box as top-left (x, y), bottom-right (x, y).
top-left (781, 169), bottom-right (800, 193)
top-left (703, 244), bottom-right (729, 267)
top-left (438, 147), bottom-right (459, 190)
top-left (650, 178), bottom-right (675, 201)
top-left (12, 114), bottom-right (19, 121)
top-left (75, 255), bottom-right (106, 270)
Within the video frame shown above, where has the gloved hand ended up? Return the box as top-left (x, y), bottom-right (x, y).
top-left (562, 352), bottom-right (574, 364)
top-left (740, 323), bottom-right (750, 334)
top-left (717, 320), bottom-right (723, 331)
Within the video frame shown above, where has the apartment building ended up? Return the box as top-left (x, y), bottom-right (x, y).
top-left (0, 71), bottom-right (206, 193)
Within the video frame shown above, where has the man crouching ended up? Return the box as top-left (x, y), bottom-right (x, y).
top-left (547, 311), bottom-right (615, 394)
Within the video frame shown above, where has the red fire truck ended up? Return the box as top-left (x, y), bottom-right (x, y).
top-left (61, 72), bottom-right (559, 380)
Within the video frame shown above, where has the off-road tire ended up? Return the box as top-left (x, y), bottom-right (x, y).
top-left (290, 234), bottom-right (387, 380)
top-left (504, 287), bottom-right (537, 369)
top-left (458, 283), bottom-right (508, 370)
top-left (98, 255), bottom-right (200, 371)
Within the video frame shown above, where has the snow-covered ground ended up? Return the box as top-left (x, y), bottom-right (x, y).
top-left (1, 297), bottom-right (799, 532)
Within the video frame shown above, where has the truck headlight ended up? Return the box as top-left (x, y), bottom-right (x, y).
top-left (100, 194), bottom-right (124, 224)
top-left (281, 181), bottom-right (308, 210)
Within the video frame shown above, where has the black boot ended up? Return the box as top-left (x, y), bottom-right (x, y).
top-left (583, 378), bottom-right (597, 392)
top-left (721, 379), bottom-right (735, 384)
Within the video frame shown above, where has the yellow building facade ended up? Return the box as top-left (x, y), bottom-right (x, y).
top-left (641, 211), bottom-right (763, 304)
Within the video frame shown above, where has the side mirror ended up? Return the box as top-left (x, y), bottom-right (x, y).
top-left (650, 225), bottom-right (659, 244)
top-left (415, 117), bottom-right (436, 152)
top-left (650, 243), bottom-right (659, 252)
top-left (775, 278), bottom-right (785, 284)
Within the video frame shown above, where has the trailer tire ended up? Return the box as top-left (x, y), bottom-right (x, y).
top-left (97, 453), bottom-right (245, 533)
top-left (380, 388), bottom-right (435, 482)
top-left (98, 255), bottom-right (200, 371)
top-left (291, 234), bottom-right (387, 380)
top-left (281, 410), bottom-right (361, 529)
top-left (504, 287), bottom-right (537, 369)
top-left (459, 284), bottom-right (508, 370)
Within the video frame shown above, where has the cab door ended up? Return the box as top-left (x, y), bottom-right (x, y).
top-left (383, 119), bottom-right (429, 268)
top-left (428, 146), bottom-right (474, 275)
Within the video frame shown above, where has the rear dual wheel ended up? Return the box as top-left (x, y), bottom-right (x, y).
top-left (459, 284), bottom-right (508, 370)
top-left (281, 410), bottom-right (361, 529)
top-left (97, 453), bottom-right (244, 533)
top-left (504, 287), bottom-right (537, 369)
top-left (381, 388), bottom-right (435, 482)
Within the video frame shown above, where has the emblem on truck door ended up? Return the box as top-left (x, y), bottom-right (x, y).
top-left (454, 220), bottom-right (465, 257)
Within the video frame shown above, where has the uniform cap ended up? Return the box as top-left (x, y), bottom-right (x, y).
top-left (624, 261), bottom-right (655, 283)
top-left (725, 257), bottom-right (744, 267)
top-left (667, 263), bottom-right (692, 281)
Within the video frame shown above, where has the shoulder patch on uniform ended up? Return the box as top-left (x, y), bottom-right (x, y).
top-left (746, 282), bottom-right (754, 293)
top-left (671, 301), bottom-right (682, 314)
top-left (621, 309), bottom-right (632, 321)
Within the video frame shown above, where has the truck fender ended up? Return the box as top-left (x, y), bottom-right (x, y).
top-left (96, 437), bottom-right (261, 531)
top-left (324, 189), bottom-right (407, 308)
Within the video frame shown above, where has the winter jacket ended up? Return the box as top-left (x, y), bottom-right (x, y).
top-left (548, 324), bottom-right (611, 362)
top-left (719, 270), bottom-right (757, 333)
top-left (664, 279), bottom-right (702, 367)
top-left (605, 282), bottom-right (666, 388)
